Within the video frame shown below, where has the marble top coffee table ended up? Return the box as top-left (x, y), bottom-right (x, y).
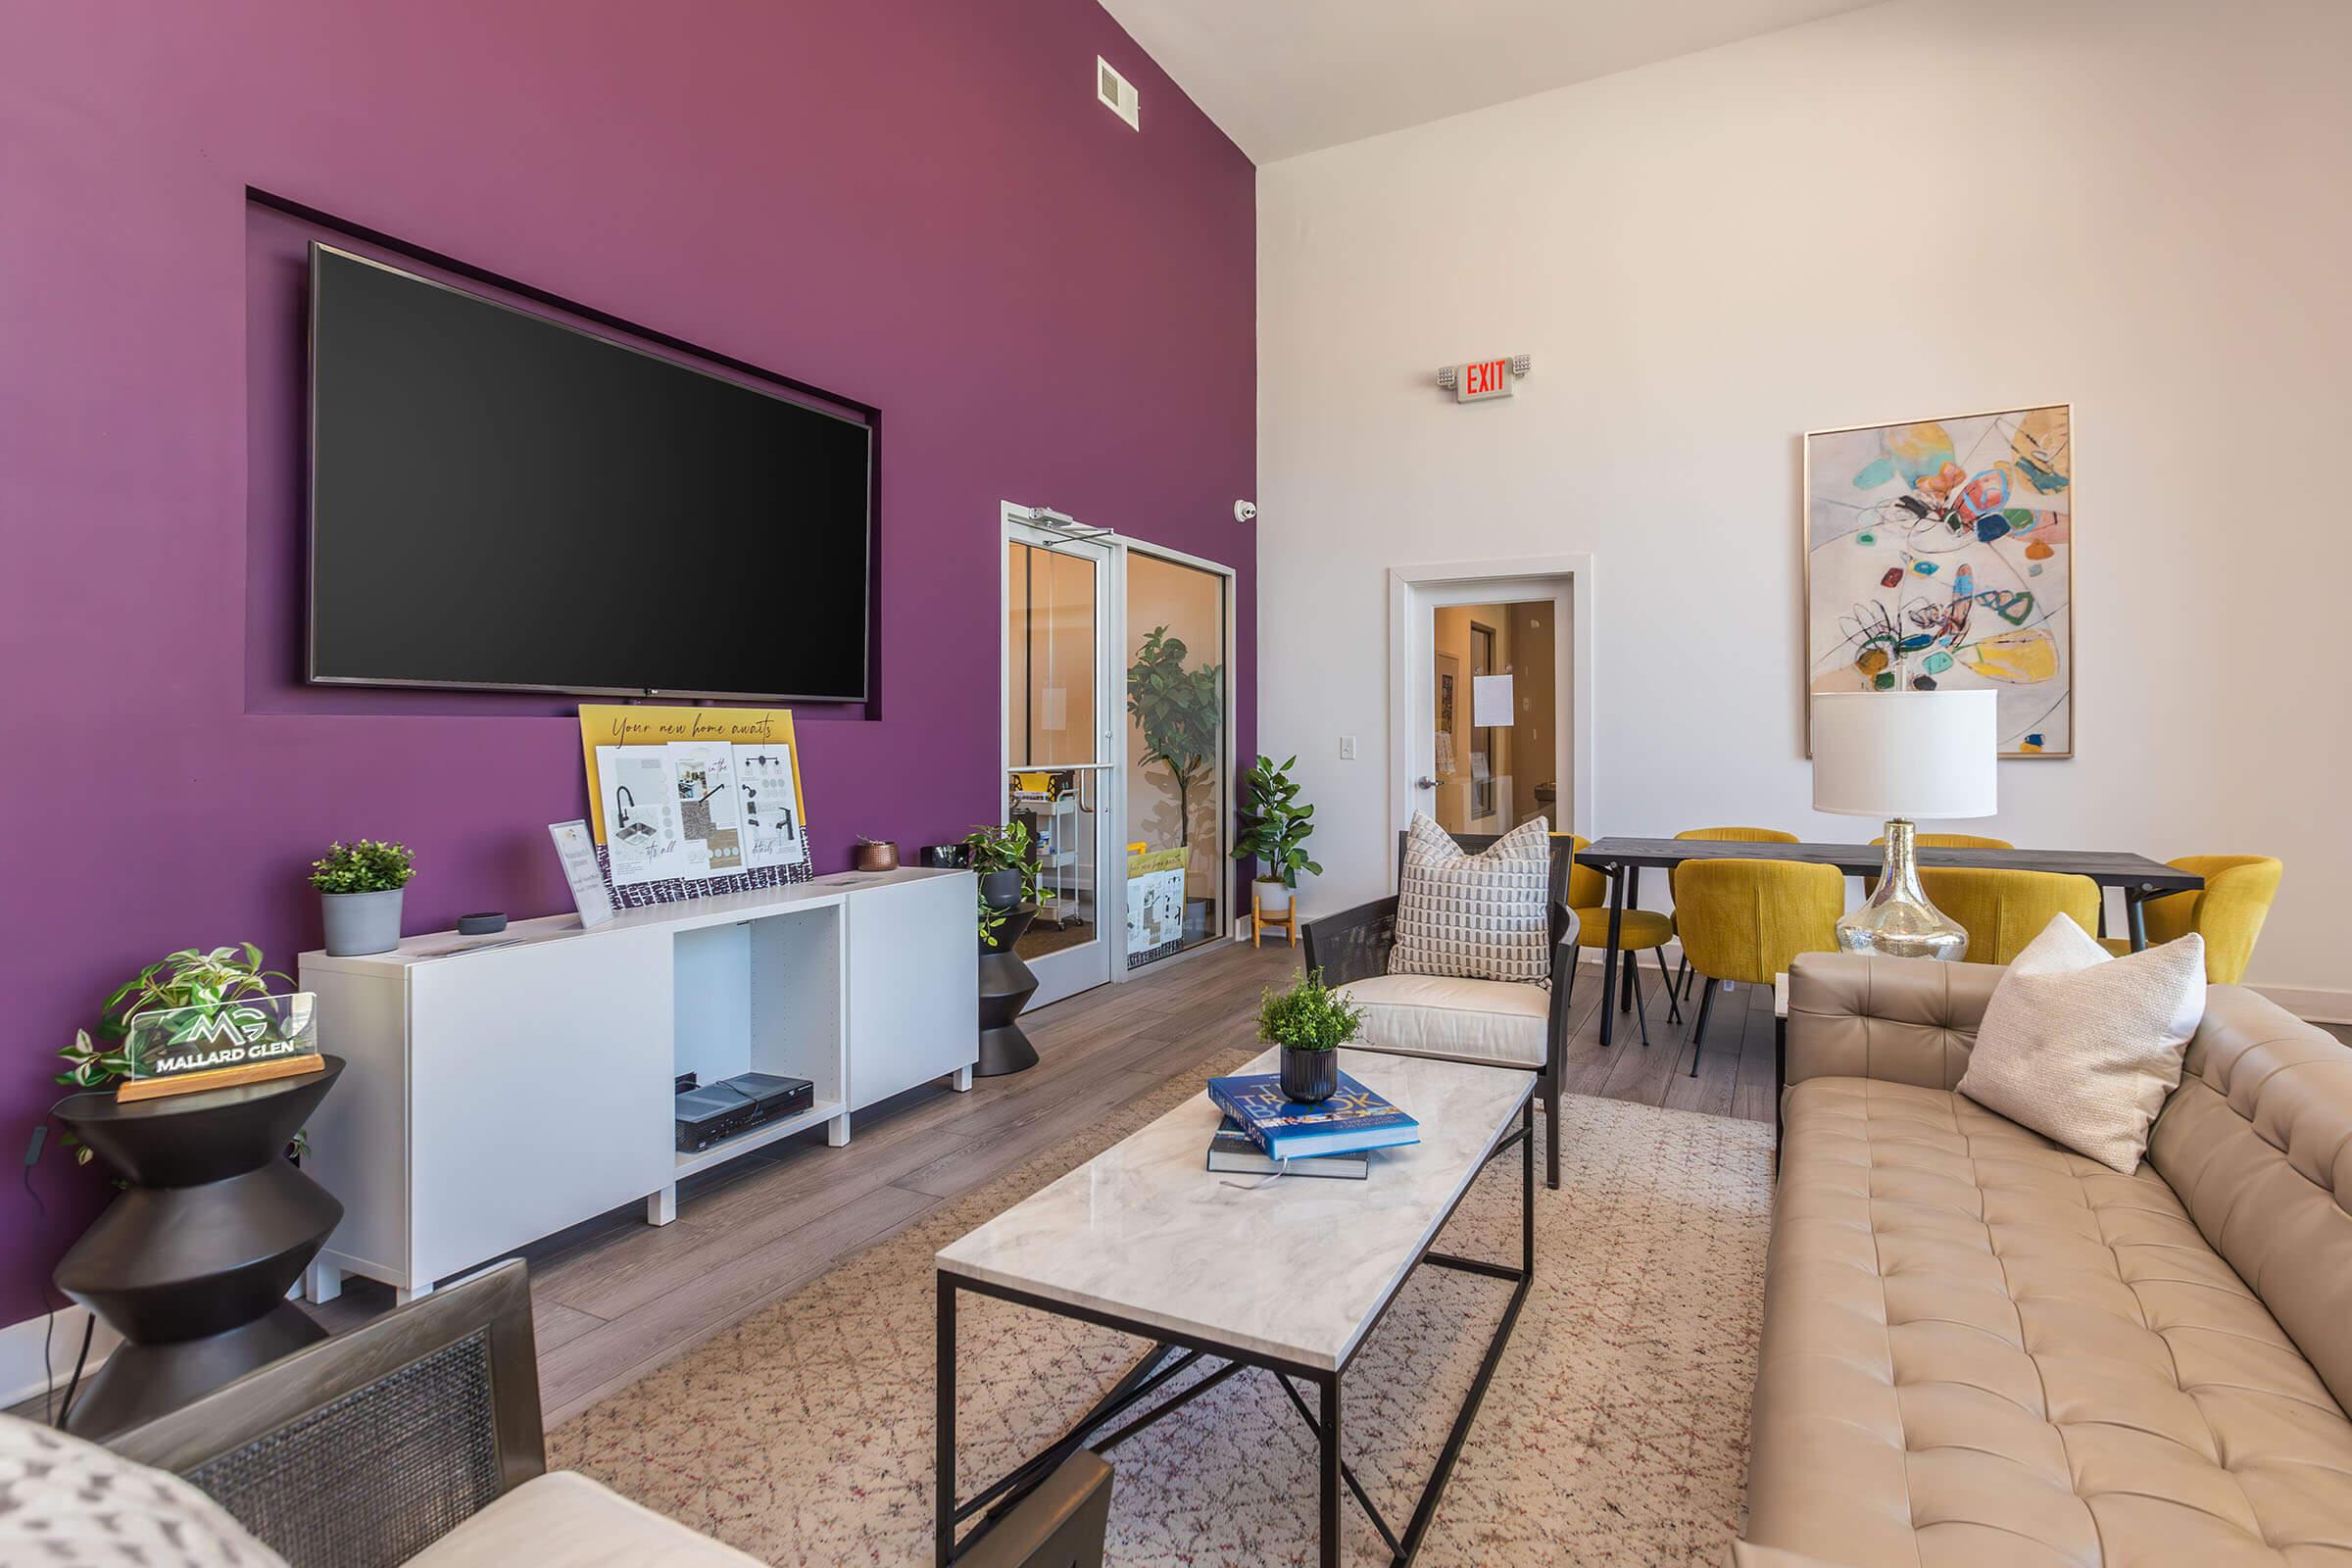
top-left (934, 1046), bottom-right (1537, 1567)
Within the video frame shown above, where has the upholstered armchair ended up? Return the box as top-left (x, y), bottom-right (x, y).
top-left (93, 1260), bottom-right (1108, 1568)
top-left (1301, 831), bottom-right (1579, 1189)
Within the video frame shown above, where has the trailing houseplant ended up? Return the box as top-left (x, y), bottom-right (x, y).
top-left (311, 839), bottom-right (416, 957)
top-left (1231, 753), bottom-right (1322, 917)
top-left (57, 944), bottom-right (297, 1159)
top-left (1256, 968), bottom-right (1364, 1103)
top-left (962, 819), bottom-right (1044, 948)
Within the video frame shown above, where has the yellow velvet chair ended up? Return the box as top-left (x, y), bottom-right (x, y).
top-left (2096, 855), bottom-right (2282, 982)
top-left (1674, 858), bottom-right (1844, 1076)
top-left (1558, 832), bottom-right (1677, 1046)
top-left (1671, 826), bottom-right (1800, 1004)
top-left (1862, 832), bottom-right (2015, 898)
top-left (1916, 866), bottom-right (2099, 965)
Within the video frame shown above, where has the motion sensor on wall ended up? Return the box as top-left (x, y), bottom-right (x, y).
top-left (1234, 500), bottom-right (1257, 524)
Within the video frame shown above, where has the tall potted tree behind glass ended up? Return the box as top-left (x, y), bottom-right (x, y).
top-left (1126, 625), bottom-right (1222, 941)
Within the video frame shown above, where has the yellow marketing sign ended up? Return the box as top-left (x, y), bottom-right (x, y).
top-left (577, 706), bottom-right (806, 845)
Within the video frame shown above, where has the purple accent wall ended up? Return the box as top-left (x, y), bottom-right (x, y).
top-left (0, 2), bottom-right (1254, 1328)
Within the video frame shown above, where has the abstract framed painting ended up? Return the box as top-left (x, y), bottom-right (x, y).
top-left (1804, 404), bottom-right (2073, 758)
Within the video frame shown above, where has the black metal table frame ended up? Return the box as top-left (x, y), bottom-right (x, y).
top-left (1577, 842), bottom-right (2203, 1051)
top-left (936, 1097), bottom-right (1536, 1567)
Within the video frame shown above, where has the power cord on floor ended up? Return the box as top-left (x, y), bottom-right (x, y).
top-left (22, 1097), bottom-right (92, 1429)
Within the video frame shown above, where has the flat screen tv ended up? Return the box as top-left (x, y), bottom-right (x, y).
top-left (308, 243), bottom-right (871, 701)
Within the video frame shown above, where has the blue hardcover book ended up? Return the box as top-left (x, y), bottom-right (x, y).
top-left (1204, 1072), bottom-right (1419, 1161)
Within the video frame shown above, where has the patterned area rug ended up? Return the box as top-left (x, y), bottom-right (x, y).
top-left (551, 1058), bottom-right (1774, 1565)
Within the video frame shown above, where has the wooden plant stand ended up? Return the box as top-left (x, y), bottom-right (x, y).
top-left (1251, 890), bottom-right (1298, 949)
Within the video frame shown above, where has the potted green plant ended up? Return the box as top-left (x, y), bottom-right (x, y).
top-left (962, 819), bottom-right (1043, 948)
top-left (311, 840), bottom-right (416, 956)
top-left (57, 945), bottom-right (295, 1147)
top-left (1231, 754), bottom-right (1322, 918)
top-left (1256, 969), bottom-right (1364, 1104)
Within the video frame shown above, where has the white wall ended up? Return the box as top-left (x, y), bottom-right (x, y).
top-left (1257, 0), bottom-right (2351, 1007)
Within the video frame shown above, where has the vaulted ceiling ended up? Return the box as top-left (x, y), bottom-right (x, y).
top-left (1098, 0), bottom-right (1884, 163)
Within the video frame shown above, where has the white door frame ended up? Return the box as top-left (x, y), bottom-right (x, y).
top-left (1001, 504), bottom-right (1118, 1006)
top-left (1387, 555), bottom-right (1594, 858)
top-left (1001, 506), bottom-right (1241, 999)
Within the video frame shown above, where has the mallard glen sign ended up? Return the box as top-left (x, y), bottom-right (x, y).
top-left (118, 995), bottom-right (323, 1102)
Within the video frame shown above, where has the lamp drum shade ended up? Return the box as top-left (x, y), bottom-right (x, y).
top-left (1812, 691), bottom-right (1998, 819)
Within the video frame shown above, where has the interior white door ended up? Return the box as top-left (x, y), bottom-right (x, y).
top-left (1402, 575), bottom-right (1576, 846)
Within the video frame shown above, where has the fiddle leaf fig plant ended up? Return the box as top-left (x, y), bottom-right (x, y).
top-left (1126, 626), bottom-right (1222, 849)
top-left (1230, 754), bottom-right (1322, 890)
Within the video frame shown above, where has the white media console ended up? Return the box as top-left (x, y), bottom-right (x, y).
top-left (297, 866), bottom-right (975, 1302)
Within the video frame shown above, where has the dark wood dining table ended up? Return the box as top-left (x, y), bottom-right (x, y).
top-left (1572, 838), bottom-right (2206, 1049)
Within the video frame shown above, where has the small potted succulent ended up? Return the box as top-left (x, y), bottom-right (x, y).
top-left (311, 839), bottom-right (416, 956)
top-left (1231, 754), bottom-right (1321, 919)
top-left (961, 819), bottom-right (1043, 948)
top-left (1256, 969), bottom-right (1363, 1104)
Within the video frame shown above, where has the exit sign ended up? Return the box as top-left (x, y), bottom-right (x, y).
top-left (1440, 354), bottom-right (1528, 404)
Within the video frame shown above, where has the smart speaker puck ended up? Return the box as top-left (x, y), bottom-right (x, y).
top-left (457, 912), bottom-right (508, 935)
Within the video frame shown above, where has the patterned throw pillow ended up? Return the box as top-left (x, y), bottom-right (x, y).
top-left (1387, 812), bottom-right (1553, 984)
top-left (1956, 914), bottom-right (2207, 1173)
top-left (0, 1413), bottom-right (288, 1566)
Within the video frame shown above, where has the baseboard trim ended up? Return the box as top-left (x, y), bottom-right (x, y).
top-left (0, 1304), bottom-right (121, 1414)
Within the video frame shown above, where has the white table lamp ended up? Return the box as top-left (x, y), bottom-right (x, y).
top-left (1812, 691), bottom-right (1998, 960)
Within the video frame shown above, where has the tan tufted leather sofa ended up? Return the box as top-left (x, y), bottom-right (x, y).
top-left (1735, 952), bottom-right (2352, 1567)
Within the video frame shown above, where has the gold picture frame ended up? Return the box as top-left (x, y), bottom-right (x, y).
top-left (1801, 403), bottom-right (2074, 759)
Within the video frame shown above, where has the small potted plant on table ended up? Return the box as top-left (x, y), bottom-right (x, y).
top-left (1257, 969), bottom-right (1364, 1104)
top-left (961, 819), bottom-right (1044, 949)
top-left (1232, 754), bottom-right (1322, 928)
top-left (311, 840), bottom-right (416, 956)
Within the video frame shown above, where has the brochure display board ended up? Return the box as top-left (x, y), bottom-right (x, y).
top-left (577, 706), bottom-right (812, 907)
top-left (1125, 846), bottom-right (1189, 969)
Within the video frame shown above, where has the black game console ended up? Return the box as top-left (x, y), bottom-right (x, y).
top-left (674, 1071), bottom-right (817, 1152)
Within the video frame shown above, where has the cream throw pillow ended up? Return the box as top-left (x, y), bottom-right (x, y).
top-left (0, 1413), bottom-right (288, 1566)
top-left (1388, 812), bottom-right (1553, 985)
top-left (1956, 914), bottom-right (2206, 1172)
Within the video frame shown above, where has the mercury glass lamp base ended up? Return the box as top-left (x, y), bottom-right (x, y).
top-left (1834, 817), bottom-right (1970, 962)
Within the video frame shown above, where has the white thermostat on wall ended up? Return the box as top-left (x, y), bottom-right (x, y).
top-left (1437, 355), bottom-right (1531, 403)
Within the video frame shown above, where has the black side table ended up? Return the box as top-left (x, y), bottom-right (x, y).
top-left (52, 1057), bottom-right (345, 1439)
top-left (977, 910), bottom-right (1040, 1077)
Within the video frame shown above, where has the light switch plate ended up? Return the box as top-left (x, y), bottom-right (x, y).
top-left (1339, 735), bottom-right (1357, 760)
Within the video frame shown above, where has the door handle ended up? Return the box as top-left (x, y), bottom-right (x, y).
top-left (1414, 776), bottom-right (1439, 790)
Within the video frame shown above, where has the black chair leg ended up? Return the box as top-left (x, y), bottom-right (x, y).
top-left (1690, 977), bottom-right (1716, 1076)
top-left (1562, 950), bottom-right (1578, 1024)
top-left (1658, 949), bottom-right (1682, 1026)
top-left (1682, 959), bottom-right (1695, 1003)
top-left (1631, 960), bottom-right (1651, 1047)
top-left (1618, 948), bottom-right (1636, 1013)
top-left (1544, 1087), bottom-right (1560, 1190)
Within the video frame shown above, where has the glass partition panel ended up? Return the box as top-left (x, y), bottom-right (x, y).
top-left (1008, 766), bottom-right (1104, 959)
top-left (1123, 554), bottom-right (1228, 966)
top-left (1004, 540), bottom-right (1099, 769)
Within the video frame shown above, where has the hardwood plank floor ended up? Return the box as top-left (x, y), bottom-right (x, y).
top-left (14, 936), bottom-right (1788, 1428)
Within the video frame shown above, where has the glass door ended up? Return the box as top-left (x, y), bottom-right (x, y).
top-left (1120, 549), bottom-right (1231, 968)
top-left (1418, 595), bottom-right (1562, 837)
top-left (1004, 520), bottom-right (1115, 1006)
